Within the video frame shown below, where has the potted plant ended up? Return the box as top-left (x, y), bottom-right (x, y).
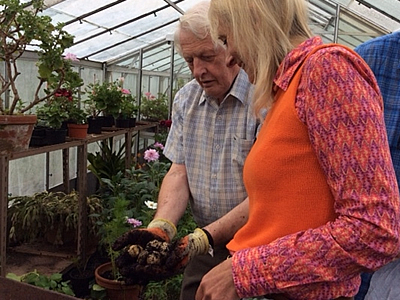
top-left (85, 78), bottom-right (127, 128)
top-left (0, 0), bottom-right (78, 151)
top-left (94, 196), bottom-right (143, 300)
top-left (116, 90), bottom-right (138, 128)
top-left (140, 92), bottom-right (169, 122)
top-left (66, 104), bottom-right (89, 139)
top-left (8, 190), bottom-right (103, 246)
top-left (84, 94), bottom-right (103, 134)
top-left (33, 90), bottom-right (71, 145)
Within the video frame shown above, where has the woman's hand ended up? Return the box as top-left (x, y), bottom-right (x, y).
top-left (195, 258), bottom-right (240, 300)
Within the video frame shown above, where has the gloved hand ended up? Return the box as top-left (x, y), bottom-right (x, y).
top-left (166, 228), bottom-right (213, 272)
top-left (112, 218), bottom-right (177, 251)
top-left (113, 228), bottom-right (213, 285)
top-left (111, 218), bottom-right (177, 285)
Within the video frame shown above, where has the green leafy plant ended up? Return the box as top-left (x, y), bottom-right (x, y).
top-left (36, 55), bottom-right (86, 127)
top-left (35, 97), bottom-right (69, 129)
top-left (84, 78), bottom-right (136, 119)
top-left (96, 196), bottom-right (136, 280)
top-left (87, 139), bottom-right (126, 191)
top-left (119, 95), bottom-right (138, 119)
top-left (0, 0), bottom-right (78, 115)
top-left (141, 92), bottom-right (169, 121)
top-left (88, 141), bottom-right (197, 299)
top-left (6, 270), bottom-right (75, 296)
top-left (8, 190), bottom-right (103, 245)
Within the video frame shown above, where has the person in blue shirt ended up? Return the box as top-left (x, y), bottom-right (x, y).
top-left (355, 30), bottom-right (400, 300)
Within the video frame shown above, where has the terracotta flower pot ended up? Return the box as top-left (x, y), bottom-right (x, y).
top-left (0, 115), bottom-right (37, 153)
top-left (94, 262), bottom-right (141, 300)
top-left (67, 123), bottom-right (88, 139)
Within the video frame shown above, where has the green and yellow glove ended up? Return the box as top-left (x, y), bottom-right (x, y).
top-left (112, 218), bottom-right (177, 251)
top-left (166, 228), bottom-right (214, 271)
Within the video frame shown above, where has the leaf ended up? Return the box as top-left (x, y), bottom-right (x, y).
top-left (92, 283), bottom-right (106, 291)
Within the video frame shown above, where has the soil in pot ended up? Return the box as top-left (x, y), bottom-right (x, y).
top-left (95, 262), bottom-right (141, 300)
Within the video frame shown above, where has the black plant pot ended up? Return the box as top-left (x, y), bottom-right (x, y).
top-left (116, 117), bottom-right (130, 128)
top-left (45, 128), bottom-right (67, 145)
top-left (68, 268), bottom-right (94, 298)
top-left (87, 116), bottom-right (103, 134)
top-left (29, 126), bottom-right (48, 147)
top-left (100, 115), bottom-right (115, 128)
top-left (129, 117), bottom-right (137, 128)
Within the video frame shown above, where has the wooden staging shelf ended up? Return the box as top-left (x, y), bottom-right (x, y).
top-left (0, 121), bottom-right (158, 277)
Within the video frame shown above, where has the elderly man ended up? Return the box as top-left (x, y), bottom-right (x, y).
top-left (113, 1), bottom-right (259, 299)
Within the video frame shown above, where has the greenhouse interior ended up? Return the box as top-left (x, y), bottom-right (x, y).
top-left (1, 0), bottom-right (400, 299)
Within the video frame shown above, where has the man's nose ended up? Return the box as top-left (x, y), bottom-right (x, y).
top-left (192, 58), bottom-right (207, 77)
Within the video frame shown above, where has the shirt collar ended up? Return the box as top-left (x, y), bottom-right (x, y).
top-left (274, 36), bottom-right (324, 92)
top-left (199, 68), bottom-right (251, 105)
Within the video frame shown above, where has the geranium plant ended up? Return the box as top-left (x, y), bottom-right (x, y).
top-left (0, 0), bottom-right (78, 115)
top-left (140, 92), bottom-right (169, 121)
top-left (36, 54), bottom-right (85, 127)
top-left (84, 77), bottom-right (136, 119)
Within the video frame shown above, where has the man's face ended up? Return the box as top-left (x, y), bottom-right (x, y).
top-left (179, 29), bottom-right (240, 101)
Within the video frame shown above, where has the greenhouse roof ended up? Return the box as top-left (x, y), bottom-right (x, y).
top-left (23, 0), bottom-right (400, 73)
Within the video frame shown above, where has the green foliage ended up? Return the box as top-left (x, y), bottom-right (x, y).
top-left (96, 196), bottom-right (133, 280)
top-left (36, 63), bottom-right (86, 127)
top-left (119, 95), bottom-right (138, 119)
top-left (35, 95), bottom-right (70, 129)
top-left (0, 0), bottom-right (78, 115)
top-left (84, 78), bottom-right (137, 118)
top-left (143, 275), bottom-right (182, 300)
top-left (86, 139), bottom-right (197, 299)
top-left (87, 139), bottom-right (126, 191)
top-left (141, 92), bottom-right (169, 121)
top-left (8, 190), bottom-right (103, 245)
top-left (6, 270), bottom-right (75, 296)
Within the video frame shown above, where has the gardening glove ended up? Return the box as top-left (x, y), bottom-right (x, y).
top-left (112, 218), bottom-right (177, 251)
top-left (165, 228), bottom-right (213, 272)
top-left (115, 239), bottom-right (177, 285)
top-left (114, 228), bottom-right (212, 285)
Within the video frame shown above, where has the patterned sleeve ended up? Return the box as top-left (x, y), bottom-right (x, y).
top-left (231, 47), bottom-right (400, 299)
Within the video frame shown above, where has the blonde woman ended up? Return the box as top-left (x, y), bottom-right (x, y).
top-left (193, 0), bottom-right (400, 299)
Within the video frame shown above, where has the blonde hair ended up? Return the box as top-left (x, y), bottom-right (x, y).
top-left (209, 0), bottom-right (313, 118)
top-left (174, 1), bottom-right (221, 56)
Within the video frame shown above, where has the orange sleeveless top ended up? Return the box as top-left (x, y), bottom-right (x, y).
top-left (228, 47), bottom-right (338, 251)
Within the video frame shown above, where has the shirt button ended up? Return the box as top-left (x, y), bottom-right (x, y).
top-left (211, 174), bottom-right (217, 179)
top-left (216, 144), bottom-right (220, 150)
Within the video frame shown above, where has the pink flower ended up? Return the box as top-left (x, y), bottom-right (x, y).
top-left (64, 53), bottom-right (79, 61)
top-left (121, 88), bottom-right (130, 94)
top-left (153, 142), bottom-right (164, 150)
top-left (144, 92), bottom-right (153, 99)
top-left (144, 149), bottom-right (160, 162)
top-left (126, 218), bottom-right (142, 227)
